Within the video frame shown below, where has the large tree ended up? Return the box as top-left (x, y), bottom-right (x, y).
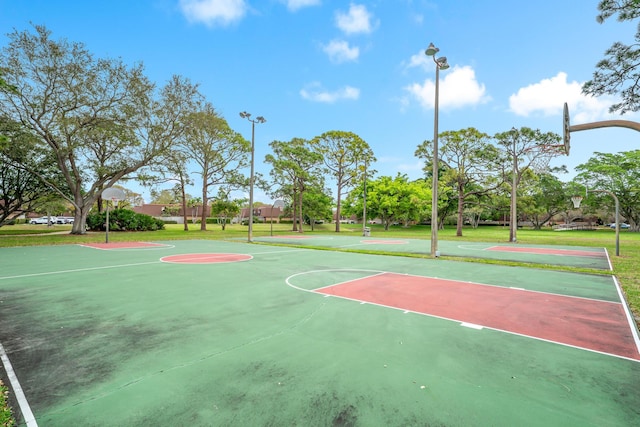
top-left (179, 103), bottom-right (249, 231)
top-left (517, 170), bottom-right (570, 229)
top-left (265, 138), bottom-right (324, 232)
top-left (575, 150), bottom-right (640, 230)
top-left (344, 174), bottom-right (430, 230)
top-left (495, 127), bottom-right (562, 242)
top-left (0, 25), bottom-right (199, 233)
top-left (302, 187), bottom-right (333, 231)
top-left (310, 130), bottom-right (375, 232)
top-left (140, 149), bottom-right (194, 230)
top-left (582, 1), bottom-right (640, 113)
top-left (0, 116), bottom-right (64, 225)
top-left (416, 128), bottom-right (502, 237)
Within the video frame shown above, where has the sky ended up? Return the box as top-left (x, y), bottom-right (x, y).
top-left (1, 0), bottom-right (639, 204)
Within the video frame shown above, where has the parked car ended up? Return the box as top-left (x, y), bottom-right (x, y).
top-left (30, 216), bottom-right (57, 225)
top-left (56, 217), bottom-right (75, 224)
top-left (609, 223), bottom-right (630, 229)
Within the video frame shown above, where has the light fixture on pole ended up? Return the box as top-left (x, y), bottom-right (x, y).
top-left (239, 111), bottom-right (266, 243)
top-left (425, 42), bottom-right (449, 258)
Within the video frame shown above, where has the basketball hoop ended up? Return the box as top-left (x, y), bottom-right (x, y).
top-left (571, 195), bottom-right (583, 208)
top-left (101, 187), bottom-right (126, 244)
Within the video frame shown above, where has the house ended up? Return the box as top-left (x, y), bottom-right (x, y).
top-left (237, 206), bottom-right (284, 223)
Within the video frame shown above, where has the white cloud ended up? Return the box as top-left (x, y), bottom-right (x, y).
top-left (322, 39), bottom-right (359, 63)
top-left (179, 0), bottom-right (247, 27)
top-left (397, 160), bottom-right (424, 173)
top-left (335, 3), bottom-right (377, 35)
top-left (404, 65), bottom-right (490, 110)
top-left (300, 82), bottom-right (360, 103)
top-left (509, 72), bottom-right (618, 122)
top-left (281, 0), bottom-right (321, 11)
top-left (404, 50), bottom-right (431, 72)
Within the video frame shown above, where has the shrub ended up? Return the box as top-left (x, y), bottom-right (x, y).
top-left (86, 209), bottom-right (165, 232)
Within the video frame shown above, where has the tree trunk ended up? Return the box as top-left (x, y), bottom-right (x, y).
top-left (181, 180), bottom-right (189, 231)
top-left (297, 190), bottom-right (304, 233)
top-left (334, 181), bottom-right (342, 232)
top-left (456, 187), bottom-right (464, 237)
top-left (70, 204), bottom-right (92, 234)
top-left (200, 182), bottom-right (208, 231)
top-left (292, 189), bottom-right (298, 232)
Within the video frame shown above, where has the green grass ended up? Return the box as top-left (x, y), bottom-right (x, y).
top-left (0, 222), bottom-right (638, 424)
top-left (0, 380), bottom-right (14, 427)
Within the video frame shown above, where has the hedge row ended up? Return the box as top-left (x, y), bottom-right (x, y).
top-left (86, 209), bottom-right (165, 232)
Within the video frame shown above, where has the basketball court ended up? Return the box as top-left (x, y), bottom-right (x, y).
top-left (0, 239), bottom-right (638, 426)
top-left (254, 234), bottom-right (612, 269)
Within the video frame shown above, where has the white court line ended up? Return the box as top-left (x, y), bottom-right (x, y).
top-left (0, 343), bottom-right (38, 426)
top-left (461, 322), bottom-right (483, 330)
top-left (285, 268), bottom-right (639, 362)
top-left (613, 275), bottom-right (640, 354)
top-left (285, 269), bottom-right (386, 293)
top-left (0, 261), bottom-right (160, 280)
top-left (0, 248), bottom-right (304, 281)
top-left (317, 286), bottom-right (640, 363)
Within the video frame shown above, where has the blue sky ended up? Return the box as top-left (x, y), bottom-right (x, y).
top-left (2, 0), bottom-right (638, 204)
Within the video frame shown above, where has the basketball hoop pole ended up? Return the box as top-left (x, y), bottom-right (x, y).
top-left (101, 187), bottom-right (125, 244)
top-left (105, 200), bottom-right (110, 244)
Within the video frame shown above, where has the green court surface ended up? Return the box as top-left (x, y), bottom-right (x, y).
top-left (0, 240), bottom-right (638, 426)
top-left (252, 234), bottom-right (612, 270)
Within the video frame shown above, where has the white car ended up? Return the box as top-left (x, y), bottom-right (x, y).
top-left (30, 216), bottom-right (57, 225)
top-left (609, 223), bottom-right (630, 229)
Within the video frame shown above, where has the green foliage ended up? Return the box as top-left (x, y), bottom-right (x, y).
top-left (582, 1), bottom-right (640, 113)
top-left (519, 172), bottom-right (570, 229)
top-left (0, 25), bottom-right (201, 234)
top-left (0, 380), bottom-right (14, 427)
top-left (416, 127), bottom-right (504, 236)
top-left (86, 209), bottom-right (165, 231)
top-left (265, 137), bottom-right (325, 230)
top-left (345, 174), bottom-right (430, 230)
top-left (575, 150), bottom-right (640, 229)
top-left (310, 130), bottom-right (376, 231)
top-left (0, 115), bottom-right (65, 227)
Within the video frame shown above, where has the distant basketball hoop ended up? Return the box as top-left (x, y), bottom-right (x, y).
top-left (101, 187), bottom-right (126, 243)
top-left (102, 187), bottom-right (126, 205)
top-left (571, 195), bottom-right (583, 209)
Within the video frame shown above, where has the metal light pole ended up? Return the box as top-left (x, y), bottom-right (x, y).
top-left (362, 159), bottom-right (368, 236)
top-left (509, 128), bottom-right (518, 243)
top-left (239, 111), bottom-right (266, 243)
top-left (425, 42), bottom-right (449, 258)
